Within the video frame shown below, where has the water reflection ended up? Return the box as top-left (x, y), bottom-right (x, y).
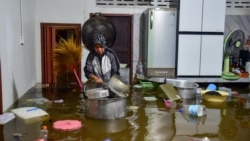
top-left (0, 86), bottom-right (250, 141)
top-left (144, 107), bottom-right (175, 141)
top-left (126, 106), bottom-right (139, 129)
top-left (181, 113), bottom-right (207, 125)
top-left (84, 117), bottom-right (127, 140)
top-left (218, 101), bottom-right (250, 141)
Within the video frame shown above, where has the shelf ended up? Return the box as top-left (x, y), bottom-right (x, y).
top-left (136, 74), bottom-right (250, 83)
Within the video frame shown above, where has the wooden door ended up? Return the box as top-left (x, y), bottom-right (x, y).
top-left (41, 23), bottom-right (81, 90)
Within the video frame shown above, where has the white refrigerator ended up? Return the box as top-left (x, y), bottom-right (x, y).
top-left (177, 0), bottom-right (226, 76)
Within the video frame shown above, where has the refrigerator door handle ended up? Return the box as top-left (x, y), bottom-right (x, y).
top-left (150, 11), bottom-right (153, 29)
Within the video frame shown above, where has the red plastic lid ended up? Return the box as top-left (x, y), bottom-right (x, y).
top-left (53, 120), bottom-right (82, 131)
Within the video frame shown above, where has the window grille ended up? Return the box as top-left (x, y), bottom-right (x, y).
top-left (96, 0), bottom-right (179, 8)
top-left (95, 0), bottom-right (250, 14)
top-left (226, 0), bottom-right (250, 10)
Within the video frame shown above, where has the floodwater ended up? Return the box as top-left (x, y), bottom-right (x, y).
top-left (1, 83), bottom-right (250, 141)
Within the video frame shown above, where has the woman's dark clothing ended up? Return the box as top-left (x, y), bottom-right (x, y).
top-left (84, 47), bottom-right (120, 83)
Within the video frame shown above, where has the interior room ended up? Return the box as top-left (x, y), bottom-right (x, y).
top-left (0, 0), bottom-right (250, 141)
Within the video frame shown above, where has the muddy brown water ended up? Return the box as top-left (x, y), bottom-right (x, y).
top-left (1, 83), bottom-right (250, 141)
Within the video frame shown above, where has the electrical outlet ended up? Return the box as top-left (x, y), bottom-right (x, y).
top-left (20, 38), bottom-right (25, 45)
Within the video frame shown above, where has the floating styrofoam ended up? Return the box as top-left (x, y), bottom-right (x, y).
top-left (0, 112), bottom-right (15, 124)
top-left (144, 96), bottom-right (157, 101)
top-left (11, 107), bottom-right (49, 123)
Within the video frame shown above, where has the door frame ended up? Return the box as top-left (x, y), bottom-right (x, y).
top-left (40, 23), bottom-right (81, 87)
top-left (0, 60), bottom-right (2, 114)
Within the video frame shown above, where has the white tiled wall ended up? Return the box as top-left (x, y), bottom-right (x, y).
top-left (93, 0), bottom-right (250, 78)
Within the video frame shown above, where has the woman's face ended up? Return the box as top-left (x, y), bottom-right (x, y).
top-left (94, 44), bottom-right (105, 55)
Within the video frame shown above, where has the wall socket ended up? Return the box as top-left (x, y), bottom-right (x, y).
top-left (20, 38), bottom-right (25, 45)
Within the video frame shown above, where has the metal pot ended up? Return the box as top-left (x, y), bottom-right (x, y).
top-left (108, 74), bottom-right (130, 97)
top-left (83, 74), bottom-right (130, 98)
top-left (85, 88), bottom-right (109, 99)
top-left (84, 97), bottom-right (127, 119)
top-left (173, 80), bottom-right (199, 99)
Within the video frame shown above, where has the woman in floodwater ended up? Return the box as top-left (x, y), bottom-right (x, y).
top-left (83, 33), bottom-right (120, 97)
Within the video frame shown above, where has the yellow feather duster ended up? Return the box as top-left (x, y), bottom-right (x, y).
top-left (53, 36), bottom-right (82, 74)
top-left (52, 35), bottom-right (83, 88)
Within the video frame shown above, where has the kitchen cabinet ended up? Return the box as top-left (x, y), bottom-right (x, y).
top-left (179, 0), bottom-right (226, 32)
top-left (177, 35), bottom-right (224, 76)
top-left (178, 0), bottom-right (203, 32)
top-left (177, 35), bottom-right (201, 75)
top-left (177, 0), bottom-right (226, 76)
top-left (200, 35), bottom-right (224, 76)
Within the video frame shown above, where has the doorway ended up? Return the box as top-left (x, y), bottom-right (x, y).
top-left (41, 23), bottom-right (81, 90)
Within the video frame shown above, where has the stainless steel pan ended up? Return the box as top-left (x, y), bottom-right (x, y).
top-left (85, 88), bottom-right (109, 99)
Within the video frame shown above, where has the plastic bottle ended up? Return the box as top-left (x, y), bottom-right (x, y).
top-left (181, 113), bottom-right (207, 125)
top-left (239, 58), bottom-right (245, 72)
top-left (136, 59), bottom-right (143, 74)
top-left (40, 125), bottom-right (48, 140)
top-left (233, 58), bottom-right (243, 74)
top-left (178, 105), bottom-right (207, 117)
top-left (230, 57), bottom-right (236, 73)
top-left (196, 88), bottom-right (203, 105)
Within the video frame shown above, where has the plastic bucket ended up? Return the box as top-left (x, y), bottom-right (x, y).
top-left (173, 80), bottom-right (199, 99)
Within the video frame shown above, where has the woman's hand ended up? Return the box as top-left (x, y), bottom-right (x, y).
top-left (90, 74), bottom-right (104, 85)
top-left (95, 77), bottom-right (104, 85)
